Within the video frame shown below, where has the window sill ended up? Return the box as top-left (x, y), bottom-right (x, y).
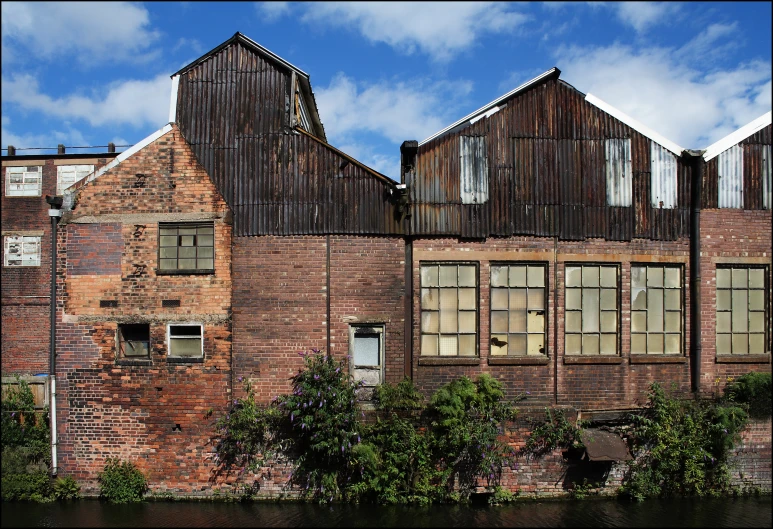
top-left (167, 357), bottom-right (204, 364)
top-left (116, 359), bottom-right (152, 366)
top-left (630, 355), bottom-right (687, 364)
top-left (564, 356), bottom-right (622, 365)
top-left (715, 355), bottom-right (770, 364)
top-left (418, 356), bottom-right (480, 366)
top-left (488, 356), bottom-right (550, 366)
top-left (156, 269), bottom-right (214, 276)
top-left (4, 195), bottom-right (42, 199)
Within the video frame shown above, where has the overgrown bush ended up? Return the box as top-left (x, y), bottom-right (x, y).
top-left (98, 458), bottom-right (148, 503)
top-left (619, 382), bottom-right (747, 501)
top-left (521, 408), bottom-right (584, 458)
top-left (725, 372), bottom-right (771, 420)
top-left (373, 377), bottom-right (424, 411)
top-left (53, 475), bottom-right (81, 501)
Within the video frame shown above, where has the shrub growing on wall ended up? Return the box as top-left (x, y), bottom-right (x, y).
top-left (98, 458), bottom-right (148, 503)
top-left (724, 372), bottom-right (772, 420)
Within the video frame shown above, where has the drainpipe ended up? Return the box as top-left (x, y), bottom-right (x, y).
top-left (46, 196), bottom-right (63, 476)
top-left (688, 151), bottom-right (703, 395)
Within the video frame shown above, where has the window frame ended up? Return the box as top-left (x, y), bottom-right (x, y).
top-left (5, 166), bottom-right (42, 197)
top-left (117, 323), bottom-right (151, 360)
top-left (420, 262), bottom-right (480, 357)
top-left (3, 235), bottom-right (41, 267)
top-left (349, 324), bottom-right (385, 389)
top-left (166, 323), bottom-right (204, 360)
top-left (157, 222), bottom-right (215, 275)
top-left (564, 263), bottom-right (621, 356)
top-left (630, 264), bottom-right (685, 356)
top-left (489, 262), bottom-right (549, 357)
top-left (56, 164), bottom-right (94, 195)
top-left (715, 265), bottom-right (769, 356)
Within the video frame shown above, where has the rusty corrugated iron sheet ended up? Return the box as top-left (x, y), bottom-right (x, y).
top-left (175, 39), bottom-right (402, 236)
top-left (717, 145), bottom-right (744, 208)
top-left (409, 79), bottom-right (691, 241)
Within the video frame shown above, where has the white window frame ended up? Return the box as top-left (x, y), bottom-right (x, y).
top-left (5, 166), bottom-right (42, 197)
top-left (57, 165), bottom-right (94, 195)
top-left (650, 143), bottom-right (677, 209)
top-left (460, 136), bottom-right (489, 204)
top-left (166, 323), bottom-right (204, 358)
top-left (349, 324), bottom-right (384, 388)
top-left (631, 265), bottom-right (683, 355)
top-left (605, 139), bottom-right (632, 207)
top-left (3, 235), bottom-right (41, 267)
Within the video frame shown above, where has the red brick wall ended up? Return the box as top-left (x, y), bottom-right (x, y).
top-left (54, 126), bottom-right (234, 492)
top-left (411, 236), bottom-right (692, 410)
top-left (698, 209), bottom-right (772, 395)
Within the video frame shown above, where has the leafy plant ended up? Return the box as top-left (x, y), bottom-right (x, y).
top-left (522, 408), bottom-right (583, 458)
top-left (619, 382), bottom-right (747, 501)
top-left (53, 475), bottom-right (81, 501)
top-left (98, 458), bottom-right (148, 503)
top-left (373, 377), bottom-right (424, 411)
top-left (725, 372), bottom-right (771, 420)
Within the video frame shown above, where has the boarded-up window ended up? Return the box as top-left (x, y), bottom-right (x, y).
top-left (763, 145), bottom-right (771, 210)
top-left (718, 145), bottom-right (743, 208)
top-left (650, 143), bottom-right (677, 209)
top-left (605, 139), bottom-right (631, 206)
top-left (5, 166), bottom-right (42, 197)
top-left (460, 136), bottom-right (488, 204)
top-left (350, 325), bottom-right (383, 389)
top-left (3, 235), bottom-right (41, 267)
top-left (57, 165), bottom-right (93, 195)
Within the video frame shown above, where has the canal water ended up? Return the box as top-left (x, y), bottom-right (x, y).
top-left (2, 497), bottom-right (771, 527)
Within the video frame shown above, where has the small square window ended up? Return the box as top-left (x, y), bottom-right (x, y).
top-left (118, 324), bottom-right (150, 358)
top-left (167, 324), bottom-right (204, 358)
top-left (158, 222), bottom-right (215, 273)
top-left (5, 166), bottom-right (42, 197)
top-left (4, 235), bottom-right (41, 267)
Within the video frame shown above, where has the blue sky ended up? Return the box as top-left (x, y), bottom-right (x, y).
top-left (2, 1), bottom-right (771, 180)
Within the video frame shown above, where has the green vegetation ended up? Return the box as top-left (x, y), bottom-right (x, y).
top-left (98, 458), bottom-right (148, 503)
top-left (53, 475), bottom-right (81, 501)
top-left (619, 382), bottom-right (748, 501)
top-left (724, 372), bottom-right (771, 420)
top-left (521, 408), bottom-right (584, 458)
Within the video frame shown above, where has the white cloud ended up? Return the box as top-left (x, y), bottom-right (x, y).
top-left (257, 1), bottom-right (292, 22)
top-left (1, 73), bottom-right (172, 129)
top-left (614, 2), bottom-right (680, 34)
top-left (1, 1), bottom-right (161, 66)
top-left (300, 2), bottom-right (529, 62)
top-left (554, 37), bottom-right (771, 148)
top-left (1, 116), bottom-right (89, 151)
top-left (316, 73), bottom-right (474, 145)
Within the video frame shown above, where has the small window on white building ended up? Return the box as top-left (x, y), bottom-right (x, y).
top-left (650, 143), bottom-right (677, 208)
top-left (3, 235), bottom-right (41, 267)
top-left (460, 136), bottom-right (488, 204)
top-left (5, 166), bottom-right (42, 197)
top-left (167, 323), bottom-right (204, 358)
top-left (349, 325), bottom-right (384, 389)
top-left (605, 139), bottom-right (631, 206)
top-left (57, 165), bottom-right (93, 195)
top-left (718, 145), bottom-right (743, 208)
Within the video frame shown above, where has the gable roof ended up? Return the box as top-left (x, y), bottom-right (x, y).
top-left (702, 111), bottom-right (772, 162)
top-left (419, 68), bottom-right (561, 146)
top-left (171, 32), bottom-right (326, 141)
top-left (585, 93), bottom-right (685, 156)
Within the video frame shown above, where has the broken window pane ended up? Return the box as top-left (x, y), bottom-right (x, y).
top-left (491, 334), bottom-right (508, 355)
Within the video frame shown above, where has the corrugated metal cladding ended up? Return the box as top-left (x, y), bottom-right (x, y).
top-left (703, 123), bottom-right (772, 209)
top-left (175, 40), bottom-right (401, 236)
top-left (650, 143), bottom-right (677, 208)
top-left (408, 79), bottom-right (692, 241)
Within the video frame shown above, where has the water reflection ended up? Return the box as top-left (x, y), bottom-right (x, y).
top-left (2, 497), bottom-right (771, 528)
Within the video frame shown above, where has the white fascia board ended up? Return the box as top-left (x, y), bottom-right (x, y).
top-left (75, 124), bottom-right (174, 190)
top-left (702, 111), bottom-right (772, 162)
top-left (168, 75), bottom-right (180, 123)
top-left (419, 68), bottom-right (559, 146)
top-left (585, 93), bottom-right (685, 156)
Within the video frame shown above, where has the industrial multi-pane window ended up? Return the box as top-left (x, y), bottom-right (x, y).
top-left (57, 165), bottom-right (93, 195)
top-left (490, 264), bottom-right (547, 356)
top-left (3, 235), bottom-right (41, 267)
top-left (460, 136), bottom-right (488, 204)
top-left (716, 267), bottom-right (768, 355)
top-left (167, 324), bottom-right (204, 358)
top-left (420, 263), bottom-right (478, 356)
top-left (158, 222), bottom-right (214, 272)
top-left (565, 264), bottom-right (619, 355)
top-left (117, 324), bottom-right (150, 359)
top-left (631, 265), bottom-right (682, 355)
top-left (5, 166), bottom-right (42, 197)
